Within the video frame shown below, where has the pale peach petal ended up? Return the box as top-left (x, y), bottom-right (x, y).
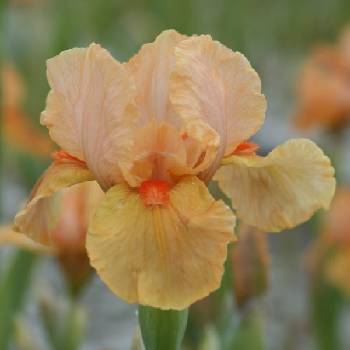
top-left (50, 181), bottom-right (104, 252)
top-left (41, 44), bottom-right (136, 189)
top-left (121, 121), bottom-right (219, 187)
top-left (87, 176), bottom-right (236, 310)
top-left (214, 139), bottom-right (335, 232)
top-left (126, 30), bottom-right (186, 125)
top-left (171, 35), bottom-right (266, 178)
top-left (13, 159), bottom-right (94, 245)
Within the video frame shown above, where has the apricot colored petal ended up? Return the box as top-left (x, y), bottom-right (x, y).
top-left (294, 58), bottom-right (350, 129)
top-left (214, 139), bottom-right (335, 232)
top-left (126, 29), bottom-right (186, 124)
top-left (41, 44), bottom-right (136, 189)
top-left (0, 226), bottom-right (54, 254)
top-left (171, 35), bottom-right (266, 176)
top-left (87, 176), bottom-right (236, 310)
top-left (13, 159), bottom-right (94, 245)
top-left (122, 121), bottom-right (219, 187)
top-left (2, 64), bottom-right (25, 106)
top-left (4, 107), bottom-right (54, 157)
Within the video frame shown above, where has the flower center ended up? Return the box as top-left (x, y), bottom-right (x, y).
top-left (139, 180), bottom-right (170, 206)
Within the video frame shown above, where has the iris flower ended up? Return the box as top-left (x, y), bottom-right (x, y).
top-left (307, 189), bottom-right (350, 295)
top-left (2, 64), bottom-right (53, 156)
top-left (14, 30), bottom-right (335, 310)
top-left (294, 28), bottom-right (350, 130)
top-left (4, 181), bottom-right (104, 293)
top-left (232, 225), bottom-right (269, 308)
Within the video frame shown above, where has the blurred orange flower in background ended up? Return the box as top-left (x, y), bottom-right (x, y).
top-left (2, 64), bottom-right (53, 157)
top-left (294, 27), bottom-right (350, 130)
top-left (232, 225), bottom-right (270, 308)
top-left (13, 30), bottom-right (335, 310)
top-left (4, 179), bottom-right (104, 294)
top-left (307, 189), bottom-right (350, 295)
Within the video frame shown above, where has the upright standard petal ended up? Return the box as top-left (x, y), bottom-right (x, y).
top-left (87, 176), bottom-right (236, 310)
top-left (214, 139), bottom-right (335, 232)
top-left (171, 35), bottom-right (266, 177)
top-left (41, 44), bottom-right (136, 189)
top-left (13, 158), bottom-right (94, 245)
top-left (126, 30), bottom-right (185, 124)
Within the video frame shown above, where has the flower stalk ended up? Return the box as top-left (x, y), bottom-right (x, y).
top-left (138, 305), bottom-right (188, 350)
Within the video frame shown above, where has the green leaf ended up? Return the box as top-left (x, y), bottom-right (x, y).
top-left (227, 309), bottom-right (265, 350)
top-left (138, 305), bottom-right (188, 350)
top-left (311, 279), bottom-right (343, 350)
top-left (0, 250), bottom-right (37, 350)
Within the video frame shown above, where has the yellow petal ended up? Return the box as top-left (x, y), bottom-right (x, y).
top-left (214, 139), bottom-right (336, 232)
top-left (13, 159), bottom-right (94, 245)
top-left (41, 44), bottom-right (136, 189)
top-left (87, 176), bottom-right (236, 310)
top-left (0, 226), bottom-right (54, 254)
top-left (171, 35), bottom-right (266, 177)
top-left (126, 29), bottom-right (186, 124)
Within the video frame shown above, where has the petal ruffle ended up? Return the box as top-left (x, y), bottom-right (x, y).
top-left (13, 159), bottom-right (95, 245)
top-left (41, 44), bottom-right (136, 189)
top-left (171, 35), bottom-right (266, 177)
top-left (214, 139), bottom-right (336, 232)
top-left (87, 176), bottom-right (236, 310)
top-left (120, 121), bottom-right (219, 187)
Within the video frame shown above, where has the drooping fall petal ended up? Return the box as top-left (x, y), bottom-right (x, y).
top-left (0, 226), bottom-right (54, 253)
top-left (87, 176), bottom-right (236, 310)
top-left (41, 44), bottom-right (136, 189)
top-left (13, 159), bottom-right (94, 245)
top-left (171, 35), bottom-right (266, 178)
top-left (214, 139), bottom-right (335, 232)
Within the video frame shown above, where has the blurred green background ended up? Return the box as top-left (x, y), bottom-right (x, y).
top-left (1, 0), bottom-right (350, 349)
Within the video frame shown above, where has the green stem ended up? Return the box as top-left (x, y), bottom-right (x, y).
top-left (0, 250), bottom-right (37, 350)
top-left (311, 279), bottom-right (342, 350)
top-left (138, 305), bottom-right (188, 350)
top-left (0, 0), bottom-right (6, 220)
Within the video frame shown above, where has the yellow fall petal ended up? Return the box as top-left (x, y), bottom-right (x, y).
top-left (171, 35), bottom-right (266, 178)
top-left (87, 176), bottom-right (236, 310)
top-left (41, 44), bottom-right (136, 189)
top-left (13, 159), bottom-right (94, 245)
top-left (214, 139), bottom-right (335, 232)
